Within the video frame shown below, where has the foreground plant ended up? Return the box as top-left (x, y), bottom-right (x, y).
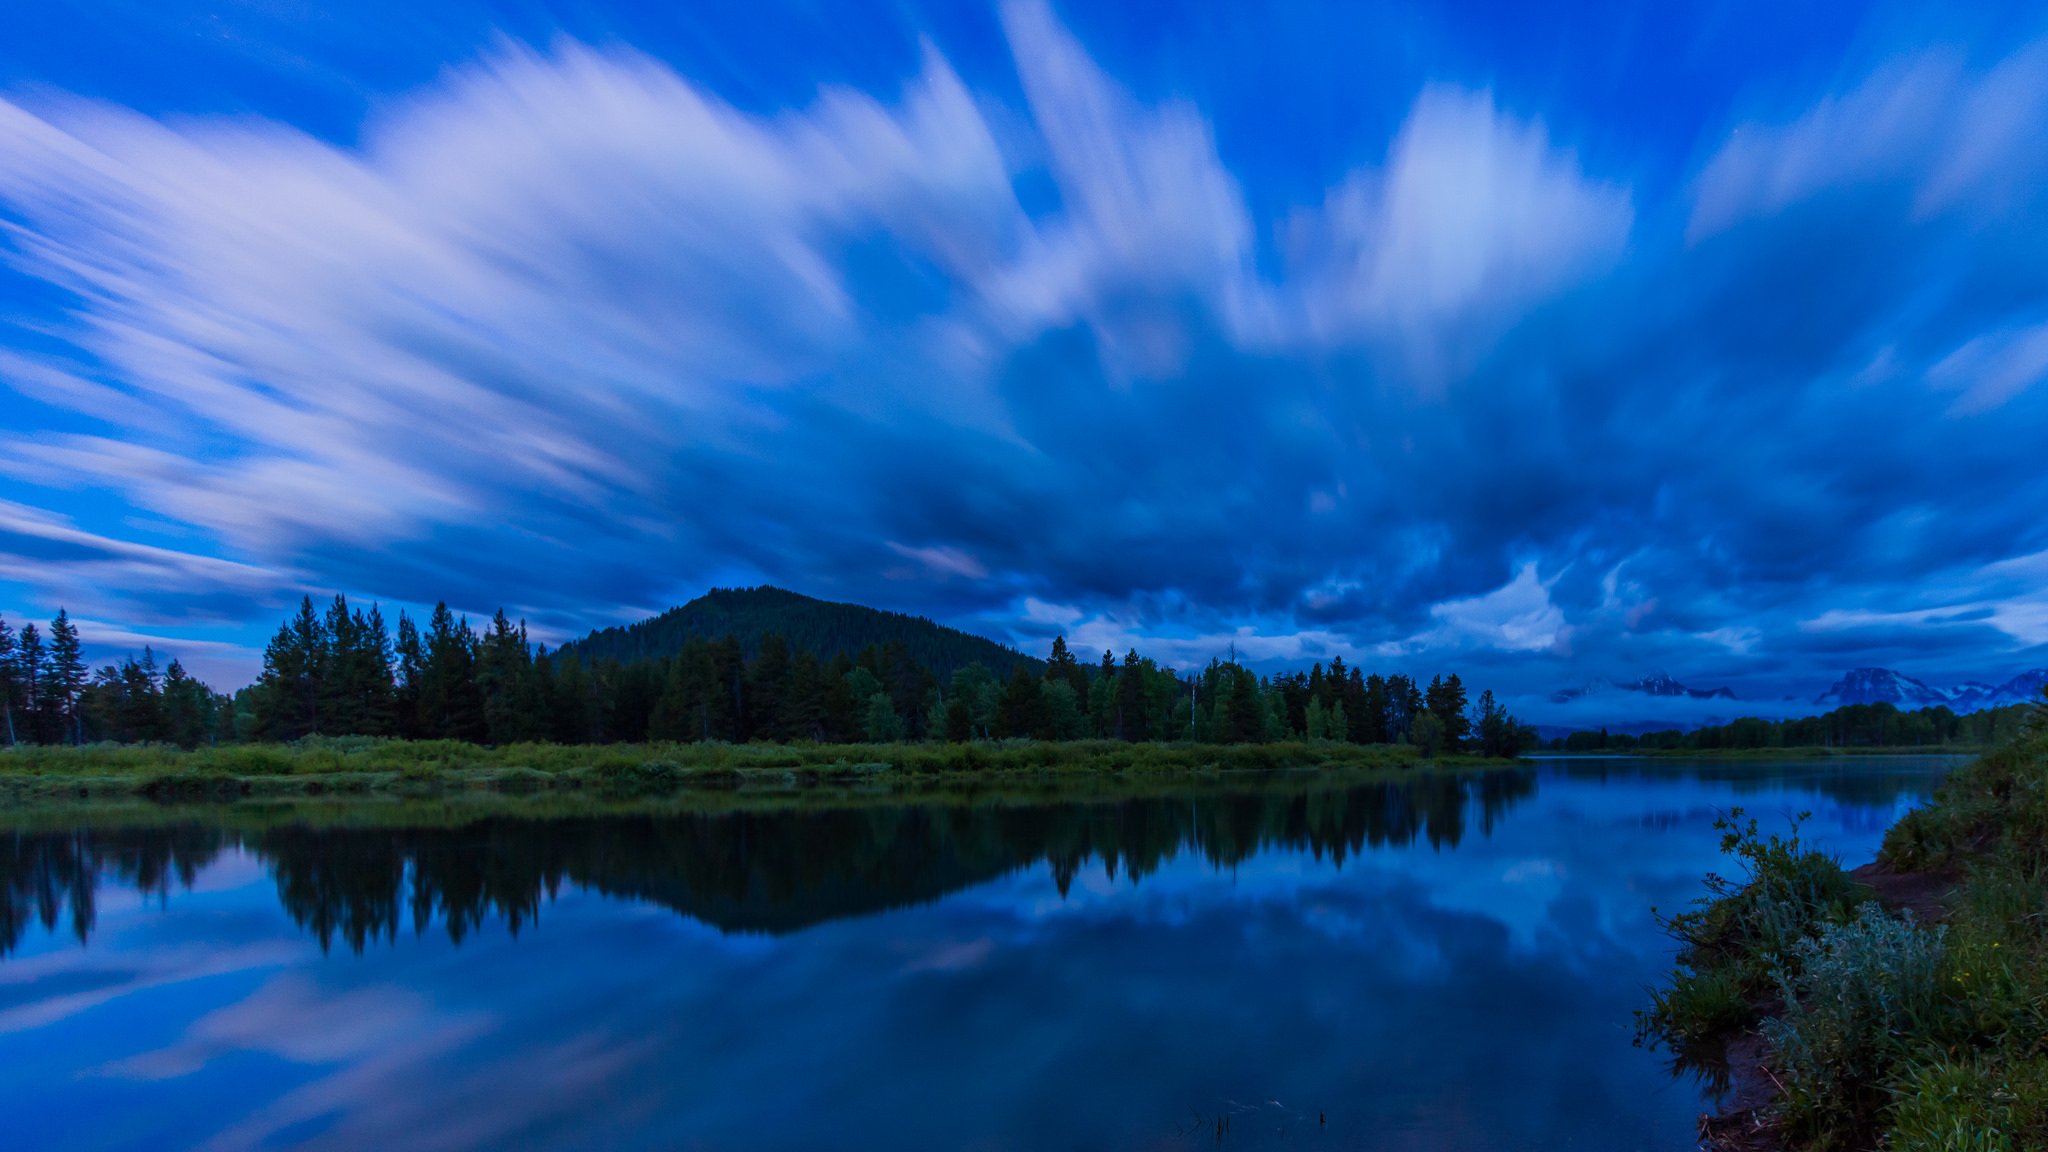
top-left (1643, 722), bottom-right (2048, 1150)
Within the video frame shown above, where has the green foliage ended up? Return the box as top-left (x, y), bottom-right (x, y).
top-left (1639, 963), bottom-right (1750, 1044)
top-left (1557, 699), bottom-right (2034, 754)
top-left (1647, 727), bottom-right (2048, 1149)
top-left (1637, 810), bottom-right (1867, 1052)
top-left (1887, 1055), bottom-right (2048, 1152)
top-left (4, 601), bottom-right (1531, 761)
top-left (1411, 711), bottom-right (1445, 758)
top-left (1762, 903), bottom-right (1947, 1142)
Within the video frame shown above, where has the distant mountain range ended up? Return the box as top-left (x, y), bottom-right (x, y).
top-left (1813, 667), bottom-right (2048, 712)
top-left (1551, 672), bottom-right (1737, 705)
top-left (559, 586), bottom-right (1041, 680)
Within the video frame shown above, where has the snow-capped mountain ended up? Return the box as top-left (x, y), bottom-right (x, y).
top-left (1552, 673), bottom-right (1737, 705)
top-left (1813, 668), bottom-right (2048, 712)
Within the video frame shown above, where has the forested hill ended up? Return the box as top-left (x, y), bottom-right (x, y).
top-left (558, 587), bottom-right (1042, 680)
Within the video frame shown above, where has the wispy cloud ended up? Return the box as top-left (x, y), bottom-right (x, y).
top-left (0, 5), bottom-right (2046, 703)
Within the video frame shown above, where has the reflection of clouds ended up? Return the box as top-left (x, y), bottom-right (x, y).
top-left (0, 940), bottom-right (298, 1034)
top-left (206, 1027), bottom-right (641, 1152)
top-left (901, 936), bottom-right (993, 975)
top-left (0, 758), bottom-right (1957, 1151)
top-left (100, 974), bottom-right (465, 1080)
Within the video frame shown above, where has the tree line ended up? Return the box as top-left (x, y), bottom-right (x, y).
top-left (0, 609), bottom-right (221, 749)
top-left (0, 598), bottom-right (1539, 754)
top-left (1548, 698), bottom-right (2037, 752)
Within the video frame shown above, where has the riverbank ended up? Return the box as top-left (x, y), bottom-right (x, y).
top-left (0, 736), bottom-right (1502, 808)
top-left (1535, 745), bottom-right (1992, 760)
top-left (1639, 725), bottom-right (2048, 1150)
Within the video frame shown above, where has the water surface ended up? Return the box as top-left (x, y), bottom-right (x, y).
top-left (0, 756), bottom-right (1960, 1150)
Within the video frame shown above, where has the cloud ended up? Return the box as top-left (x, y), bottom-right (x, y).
top-left (1929, 321), bottom-right (2048, 413)
top-left (1291, 86), bottom-right (1633, 377)
top-left (0, 8), bottom-right (2047, 705)
top-left (1690, 42), bottom-right (2048, 237)
top-left (1413, 562), bottom-right (1570, 655)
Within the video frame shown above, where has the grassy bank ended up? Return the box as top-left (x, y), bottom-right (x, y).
top-left (1638, 723), bottom-right (2048, 1150)
top-left (0, 736), bottom-right (1476, 807)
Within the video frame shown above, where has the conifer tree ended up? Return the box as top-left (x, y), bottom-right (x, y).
top-left (478, 609), bottom-right (535, 743)
top-left (419, 603), bottom-right (486, 741)
top-left (0, 614), bottom-right (18, 746)
top-left (47, 609), bottom-right (87, 744)
top-left (1117, 649), bottom-right (1150, 741)
top-left (162, 658), bottom-right (214, 748)
top-left (394, 611), bottom-right (425, 738)
top-left (15, 624), bottom-right (47, 742)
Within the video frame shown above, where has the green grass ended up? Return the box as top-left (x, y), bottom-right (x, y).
top-left (1640, 724), bottom-right (2048, 1150)
top-left (0, 736), bottom-right (1489, 809)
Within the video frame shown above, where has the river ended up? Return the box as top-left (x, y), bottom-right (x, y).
top-left (0, 754), bottom-right (1963, 1150)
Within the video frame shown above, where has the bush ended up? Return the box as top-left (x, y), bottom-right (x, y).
top-left (1639, 963), bottom-right (1750, 1044)
top-left (1667, 810), bottom-right (1868, 985)
top-left (1762, 903), bottom-right (1947, 1143)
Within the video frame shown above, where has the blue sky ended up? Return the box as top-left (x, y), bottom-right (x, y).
top-left (2, 0), bottom-right (2047, 719)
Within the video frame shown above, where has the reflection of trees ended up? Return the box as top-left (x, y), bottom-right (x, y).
top-left (0, 825), bottom-right (227, 953)
top-left (0, 770), bottom-right (1536, 954)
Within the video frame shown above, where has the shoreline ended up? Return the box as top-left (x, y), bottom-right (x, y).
top-left (1695, 859), bottom-right (1967, 1151)
top-left (1647, 726), bottom-right (2047, 1150)
top-left (0, 737), bottom-right (1523, 819)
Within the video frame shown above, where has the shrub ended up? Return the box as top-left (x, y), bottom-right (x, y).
top-left (1639, 963), bottom-right (1750, 1044)
top-left (1667, 809), bottom-right (1867, 985)
top-left (1762, 902), bottom-right (1946, 1142)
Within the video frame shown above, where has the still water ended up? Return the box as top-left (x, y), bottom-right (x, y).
top-left (0, 756), bottom-right (1959, 1151)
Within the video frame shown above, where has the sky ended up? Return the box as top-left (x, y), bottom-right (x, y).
top-left (2, 0), bottom-right (2048, 722)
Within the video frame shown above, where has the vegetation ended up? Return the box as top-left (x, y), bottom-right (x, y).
top-left (0, 593), bottom-right (1539, 757)
top-left (1551, 699), bottom-right (2031, 754)
top-left (0, 735), bottom-right (1479, 805)
top-left (0, 764), bottom-right (1541, 954)
top-left (1638, 691), bottom-right (2048, 1150)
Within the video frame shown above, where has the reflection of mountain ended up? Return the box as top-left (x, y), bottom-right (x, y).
top-left (0, 772), bottom-right (1536, 955)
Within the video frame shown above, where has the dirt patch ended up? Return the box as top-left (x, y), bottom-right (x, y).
top-left (1698, 1028), bottom-right (1787, 1151)
top-left (1849, 860), bottom-right (1963, 924)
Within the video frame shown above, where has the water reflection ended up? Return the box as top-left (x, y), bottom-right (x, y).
top-left (2, 769), bottom-right (1537, 955)
top-left (0, 757), bottom-right (1960, 1152)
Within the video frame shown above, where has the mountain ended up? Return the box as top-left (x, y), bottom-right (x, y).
top-left (1813, 667), bottom-right (2048, 712)
top-left (558, 586), bottom-right (1042, 680)
top-left (1551, 672), bottom-right (1736, 705)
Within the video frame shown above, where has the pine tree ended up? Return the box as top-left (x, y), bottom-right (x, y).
top-left (1117, 650), bottom-right (1150, 741)
top-left (996, 664), bottom-right (1047, 738)
top-left (785, 650), bottom-right (825, 741)
top-left (254, 598), bottom-right (326, 740)
top-left (478, 609), bottom-right (534, 744)
top-left (1426, 673), bottom-right (1470, 751)
top-left (394, 611), bottom-right (425, 738)
top-left (1225, 666), bottom-right (1264, 744)
top-left (747, 633), bottom-right (793, 742)
top-left (47, 609), bottom-right (88, 744)
top-left (0, 614), bottom-right (18, 746)
top-left (419, 603), bottom-right (486, 741)
top-left (16, 623), bottom-right (45, 743)
top-left (162, 659), bottom-right (213, 748)
top-left (1045, 635), bottom-right (1089, 700)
